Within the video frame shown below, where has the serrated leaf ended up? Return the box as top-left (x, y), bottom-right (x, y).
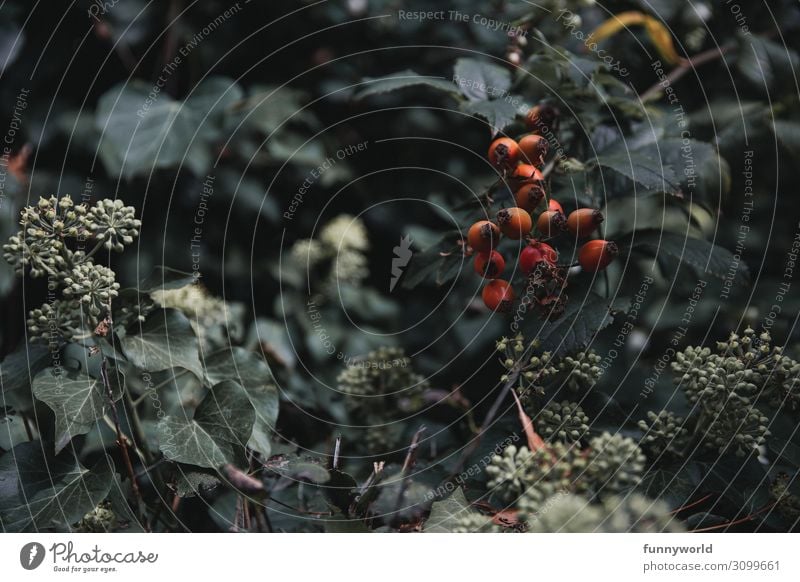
top-left (771, 119), bottom-right (800, 159)
top-left (738, 36), bottom-right (800, 92)
top-left (174, 465), bottom-right (222, 498)
top-left (204, 347), bottom-right (278, 456)
top-left (453, 58), bottom-right (512, 101)
top-left (0, 442), bottom-right (113, 532)
top-left (631, 231), bottom-right (749, 285)
top-left (461, 98), bottom-right (521, 136)
top-left (32, 367), bottom-right (124, 454)
top-left (595, 151), bottom-right (680, 193)
top-left (531, 292), bottom-right (615, 354)
top-left (423, 487), bottom-right (471, 532)
top-left (157, 380), bottom-right (255, 469)
top-left (121, 309), bottom-right (203, 379)
top-left (435, 253), bottom-right (464, 286)
top-left (355, 70), bottom-right (460, 100)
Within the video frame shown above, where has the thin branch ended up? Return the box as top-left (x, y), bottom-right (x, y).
top-left (391, 426), bottom-right (427, 526)
top-left (100, 358), bottom-right (150, 531)
top-left (640, 43), bottom-right (735, 102)
top-left (332, 435), bottom-right (342, 470)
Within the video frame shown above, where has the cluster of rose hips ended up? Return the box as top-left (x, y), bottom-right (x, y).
top-left (469, 105), bottom-right (619, 313)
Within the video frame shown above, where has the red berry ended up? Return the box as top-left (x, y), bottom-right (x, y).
top-left (482, 279), bottom-right (515, 311)
top-left (519, 241), bottom-right (558, 274)
top-left (467, 220), bottom-right (500, 253)
top-left (525, 104), bottom-right (559, 132)
top-left (488, 137), bottom-right (520, 170)
top-left (578, 239), bottom-right (618, 272)
top-left (518, 134), bottom-right (549, 168)
top-left (548, 199), bottom-right (564, 214)
top-left (536, 209), bottom-right (566, 237)
top-left (515, 182), bottom-right (546, 212)
top-left (509, 164), bottom-right (542, 188)
top-left (497, 207), bottom-right (532, 240)
top-left (566, 208), bottom-right (604, 238)
top-left (474, 251), bottom-right (505, 278)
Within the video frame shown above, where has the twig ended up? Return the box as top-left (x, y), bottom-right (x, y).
top-left (100, 358), bottom-right (150, 531)
top-left (400, 426), bottom-right (427, 475)
top-left (21, 413), bottom-right (34, 441)
top-left (640, 43), bottom-right (735, 102)
top-left (689, 501), bottom-right (779, 532)
top-left (332, 435), bottom-right (342, 470)
top-left (392, 426), bottom-right (427, 526)
top-left (670, 492), bottom-right (714, 515)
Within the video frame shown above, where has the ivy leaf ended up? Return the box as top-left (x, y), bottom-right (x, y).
top-left (423, 487), bottom-right (471, 532)
top-left (96, 77), bottom-right (238, 177)
top-left (32, 367), bottom-right (124, 454)
top-left (229, 85), bottom-right (316, 133)
top-left (265, 455), bottom-right (330, 484)
top-left (138, 266), bottom-right (196, 293)
top-left (204, 347), bottom-right (279, 457)
top-left (461, 98), bottom-right (521, 137)
top-left (453, 58), bottom-right (511, 101)
top-left (157, 380), bottom-right (255, 469)
top-left (183, 76), bottom-right (244, 140)
top-left (355, 70), bottom-right (460, 100)
top-left (121, 309), bottom-right (203, 379)
top-left (0, 343), bottom-right (51, 403)
top-left (0, 442), bottom-right (113, 532)
top-left (631, 231), bottom-right (749, 286)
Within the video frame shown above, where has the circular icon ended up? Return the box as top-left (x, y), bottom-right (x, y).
top-left (19, 542), bottom-right (46, 570)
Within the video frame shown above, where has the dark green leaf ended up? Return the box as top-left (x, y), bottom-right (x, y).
top-left (423, 487), bottom-right (471, 532)
top-left (0, 442), bottom-right (113, 532)
top-left (631, 231), bottom-right (749, 286)
top-left (204, 347), bottom-right (278, 456)
top-left (157, 380), bottom-right (255, 469)
top-left (138, 267), bottom-right (196, 293)
top-left (685, 512), bottom-right (728, 530)
top-left (121, 309), bottom-right (204, 379)
top-left (32, 367), bottom-right (124, 454)
top-left (595, 151), bottom-right (680, 193)
top-left (461, 98), bottom-right (521, 136)
top-left (737, 36), bottom-right (800, 92)
top-left (0, 344), bottom-right (51, 402)
top-left (532, 292), bottom-right (615, 354)
top-left (453, 58), bottom-right (511, 101)
top-left (355, 70), bottom-right (460, 100)
top-left (772, 120), bottom-right (800, 159)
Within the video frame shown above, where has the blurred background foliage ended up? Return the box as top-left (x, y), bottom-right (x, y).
top-left (1, 0), bottom-right (800, 532)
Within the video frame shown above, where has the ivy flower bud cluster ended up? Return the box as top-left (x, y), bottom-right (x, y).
top-left (485, 432), bottom-right (646, 523)
top-left (337, 347), bottom-right (428, 451)
top-left (2, 195), bottom-right (141, 340)
top-left (535, 400), bottom-right (590, 443)
top-left (667, 327), bottom-right (797, 456)
top-left (495, 333), bottom-right (602, 397)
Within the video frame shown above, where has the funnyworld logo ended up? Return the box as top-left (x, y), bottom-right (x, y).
top-left (19, 542), bottom-right (46, 570)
